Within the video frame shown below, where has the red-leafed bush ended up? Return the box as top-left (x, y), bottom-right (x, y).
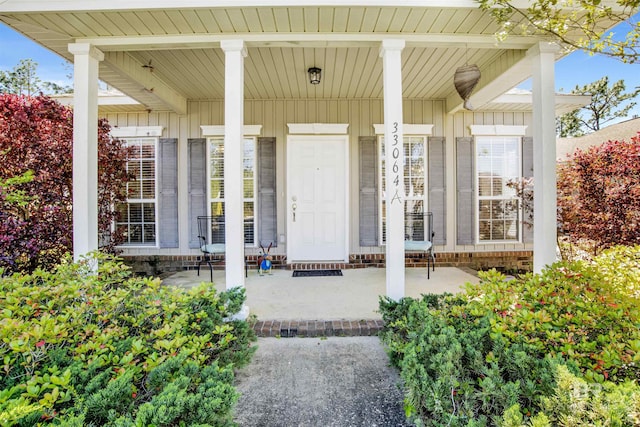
top-left (558, 134), bottom-right (640, 253)
top-left (0, 94), bottom-right (130, 273)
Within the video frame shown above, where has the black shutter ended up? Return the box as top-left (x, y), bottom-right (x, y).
top-left (428, 136), bottom-right (446, 245)
top-left (456, 137), bottom-right (475, 245)
top-left (158, 138), bottom-right (178, 248)
top-left (188, 138), bottom-right (207, 249)
top-left (257, 137), bottom-right (277, 247)
top-left (359, 136), bottom-right (379, 246)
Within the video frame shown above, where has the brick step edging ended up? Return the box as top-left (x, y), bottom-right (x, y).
top-left (252, 319), bottom-right (384, 338)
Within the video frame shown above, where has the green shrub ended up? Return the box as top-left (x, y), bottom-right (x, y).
top-left (381, 294), bottom-right (561, 426)
top-left (0, 253), bottom-right (256, 425)
top-left (380, 245), bottom-right (640, 426)
top-left (502, 365), bottom-right (640, 427)
top-left (464, 248), bottom-right (640, 383)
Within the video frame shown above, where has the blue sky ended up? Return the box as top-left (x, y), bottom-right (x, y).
top-left (1, 21), bottom-right (639, 118)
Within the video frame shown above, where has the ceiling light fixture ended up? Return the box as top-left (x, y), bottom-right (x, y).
top-left (308, 67), bottom-right (322, 85)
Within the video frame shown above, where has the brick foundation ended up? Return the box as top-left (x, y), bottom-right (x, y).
top-left (122, 250), bottom-right (532, 276)
top-left (252, 319), bottom-right (385, 337)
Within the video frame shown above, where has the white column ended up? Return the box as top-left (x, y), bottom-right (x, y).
top-left (221, 39), bottom-right (247, 290)
top-left (528, 42), bottom-right (560, 272)
top-left (380, 39), bottom-right (406, 300)
top-left (68, 43), bottom-right (103, 262)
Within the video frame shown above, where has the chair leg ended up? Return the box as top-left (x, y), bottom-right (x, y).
top-left (427, 252), bottom-right (430, 280)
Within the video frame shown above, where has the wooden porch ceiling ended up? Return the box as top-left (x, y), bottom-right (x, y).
top-left (0, 5), bottom-right (557, 112)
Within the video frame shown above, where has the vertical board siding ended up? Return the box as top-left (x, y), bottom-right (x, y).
top-left (108, 99), bottom-right (447, 254)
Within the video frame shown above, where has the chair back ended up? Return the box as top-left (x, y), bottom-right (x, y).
top-left (197, 216), bottom-right (225, 246)
top-left (405, 211), bottom-right (434, 243)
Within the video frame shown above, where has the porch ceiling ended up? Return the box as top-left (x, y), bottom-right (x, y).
top-left (0, 4), bottom-right (563, 112)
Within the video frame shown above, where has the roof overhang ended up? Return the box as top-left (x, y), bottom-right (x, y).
top-left (484, 90), bottom-right (592, 114)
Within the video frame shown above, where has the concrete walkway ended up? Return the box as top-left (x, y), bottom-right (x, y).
top-left (234, 337), bottom-right (413, 427)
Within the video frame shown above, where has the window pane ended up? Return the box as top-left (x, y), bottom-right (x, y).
top-left (479, 220), bottom-right (491, 241)
top-left (209, 137), bottom-right (256, 245)
top-left (211, 179), bottom-right (224, 199)
top-left (119, 138), bottom-right (157, 245)
top-left (243, 179), bottom-right (254, 198)
top-left (129, 203), bottom-right (142, 222)
top-left (144, 224), bottom-right (156, 242)
top-left (143, 203), bottom-right (155, 222)
top-left (479, 200), bottom-right (491, 220)
top-left (478, 177), bottom-right (491, 197)
top-left (379, 136), bottom-right (428, 244)
top-left (129, 224), bottom-right (142, 243)
top-left (244, 201), bottom-right (254, 244)
top-left (211, 201), bottom-right (224, 217)
top-left (476, 136), bottom-right (521, 242)
top-left (142, 181), bottom-right (155, 198)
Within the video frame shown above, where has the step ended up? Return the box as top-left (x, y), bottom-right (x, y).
top-left (252, 319), bottom-right (384, 338)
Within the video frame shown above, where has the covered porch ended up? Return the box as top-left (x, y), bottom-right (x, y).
top-left (0, 2), bottom-right (568, 304)
top-left (162, 266), bottom-right (480, 323)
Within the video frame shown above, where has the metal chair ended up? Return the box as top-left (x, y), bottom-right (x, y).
top-left (404, 211), bottom-right (436, 279)
top-left (197, 215), bottom-right (247, 282)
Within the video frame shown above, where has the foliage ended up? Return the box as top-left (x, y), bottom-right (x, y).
top-left (0, 59), bottom-right (72, 96)
top-left (502, 365), bottom-right (640, 427)
top-left (380, 246), bottom-right (640, 426)
top-left (0, 253), bottom-right (256, 426)
top-left (477, 0), bottom-right (640, 63)
top-left (0, 94), bottom-right (131, 273)
top-left (557, 135), bottom-right (640, 254)
top-left (556, 76), bottom-right (640, 137)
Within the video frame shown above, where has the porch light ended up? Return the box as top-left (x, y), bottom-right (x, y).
top-left (308, 67), bottom-right (322, 85)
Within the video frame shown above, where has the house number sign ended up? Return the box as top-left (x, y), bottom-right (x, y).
top-left (390, 121), bottom-right (402, 205)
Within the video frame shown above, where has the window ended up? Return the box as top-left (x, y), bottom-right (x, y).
top-left (379, 135), bottom-right (427, 243)
top-left (116, 137), bottom-right (157, 245)
top-left (476, 136), bottom-right (521, 242)
top-left (208, 137), bottom-right (257, 245)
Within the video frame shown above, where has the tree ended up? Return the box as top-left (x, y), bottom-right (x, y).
top-left (0, 94), bottom-right (131, 273)
top-left (556, 76), bottom-right (640, 137)
top-left (0, 59), bottom-right (72, 95)
top-left (478, 0), bottom-right (640, 63)
top-left (557, 134), bottom-right (640, 253)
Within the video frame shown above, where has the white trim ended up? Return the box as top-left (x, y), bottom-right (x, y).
top-left (200, 125), bottom-right (262, 136)
top-left (116, 137), bottom-right (160, 249)
top-left (469, 125), bottom-right (527, 136)
top-left (474, 136), bottom-right (523, 245)
top-left (111, 126), bottom-right (164, 138)
top-left (287, 123), bottom-right (349, 134)
top-left (373, 124), bottom-right (433, 135)
top-left (0, 1), bottom-right (534, 13)
top-left (206, 136), bottom-right (258, 247)
top-left (74, 33), bottom-right (535, 52)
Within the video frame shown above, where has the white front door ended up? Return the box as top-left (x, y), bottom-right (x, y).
top-left (287, 135), bottom-right (349, 262)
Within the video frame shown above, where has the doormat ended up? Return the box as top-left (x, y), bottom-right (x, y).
top-left (292, 269), bottom-right (343, 277)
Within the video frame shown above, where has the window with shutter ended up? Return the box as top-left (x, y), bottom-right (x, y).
top-left (116, 137), bottom-right (158, 246)
top-left (379, 135), bottom-right (428, 244)
top-left (207, 136), bottom-right (257, 246)
top-left (476, 136), bottom-right (522, 242)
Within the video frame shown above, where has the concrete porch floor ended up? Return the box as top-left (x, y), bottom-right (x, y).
top-left (162, 266), bottom-right (479, 321)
